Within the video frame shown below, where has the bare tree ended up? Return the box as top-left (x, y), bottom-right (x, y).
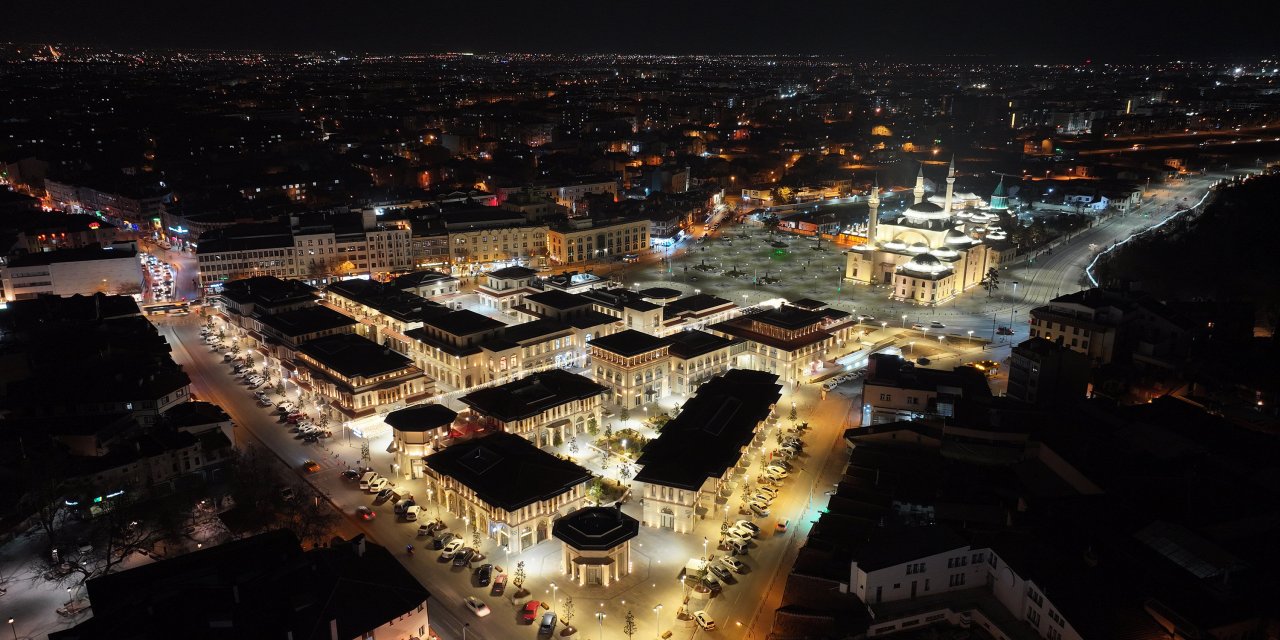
top-left (623, 610), bottom-right (637, 640)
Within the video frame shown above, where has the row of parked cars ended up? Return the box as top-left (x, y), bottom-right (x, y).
top-left (822, 368), bottom-right (865, 391)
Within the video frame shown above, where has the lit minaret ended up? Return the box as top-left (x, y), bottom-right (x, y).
top-left (866, 177), bottom-right (880, 244)
top-left (912, 166), bottom-right (925, 204)
top-left (943, 156), bottom-right (956, 217)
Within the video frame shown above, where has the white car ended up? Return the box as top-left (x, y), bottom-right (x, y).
top-left (756, 486), bottom-right (779, 499)
top-left (464, 596), bottom-right (491, 617)
top-left (441, 539), bottom-right (465, 559)
top-left (765, 466), bottom-right (789, 480)
top-left (278, 403), bottom-right (297, 414)
top-left (752, 492), bottom-right (774, 506)
top-left (734, 520), bottom-right (761, 536)
top-left (693, 611), bottom-right (716, 631)
top-left (719, 556), bottom-right (747, 573)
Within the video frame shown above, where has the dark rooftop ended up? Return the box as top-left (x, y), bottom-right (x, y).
top-left (6, 244), bottom-right (135, 267)
top-left (461, 369), bottom-right (606, 422)
top-left (665, 329), bottom-right (740, 359)
top-left (588, 329), bottom-right (669, 357)
top-left (422, 309), bottom-right (505, 336)
top-left (384, 404), bottom-right (458, 433)
top-left (257, 305), bottom-right (357, 338)
top-left (553, 504), bottom-right (640, 551)
top-left (299, 333), bottom-right (415, 379)
top-left (488, 265), bottom-right (538, 280)
top-left (634, 370), bottom-right (781, 490)
top-left (424, 431), bottom-right (591, 511)
top-left (524, 290), bottom-right (592, 311)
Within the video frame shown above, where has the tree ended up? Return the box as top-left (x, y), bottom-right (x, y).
top-left (619, 405), bottom-right (630, 422)
top-left (587, 479), bottom-right (604, 503)
top-left (281, 488), bottom-right (342, 549)
top-left (472, 526), bottom-right (482, 551)
top-left (513, 561), bottom-right (528, 597)
top-left (586, 417), bottom-right (599, 437)
top-left (788, 403), bottom-right (798, 423)
top-left (562, 594), bottom-right (577, 631)
top-left (568, 435), bottom-right (579, 454)
top-left (623, 610), bottom-right (637, 640)
top-left (981, 267), bottom-right (1000, 297)
top-left (763, 214), bottom-right (781, 234)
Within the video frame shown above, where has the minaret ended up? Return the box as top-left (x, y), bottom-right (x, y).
top-left (912, 166), bottom-right (925, 204)
top-left (943, 156), bottom-right (956, 217)
top-left (866, 177), bottom-right (880, 244)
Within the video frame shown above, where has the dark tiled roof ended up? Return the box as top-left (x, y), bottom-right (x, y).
top-left (461, 370), bottom-right (606, 422)
top-left (422, 309), bottom-right (505, 336)
top-left (384, 404), bottom-right (457, 432)
top-left (553, 505), bottom-right (640, 551)
top-left (588, 329), bottom-right (669, 357)
top-left (299, 333), bottom-right (414, 379)
top-left (852, 525), bottom-right (969, 571)
top-left (6, 244), bottom-right (135, 267)
top-left (665, 329), bottom-right (740, 359)
top-left (219, 276), bottom-right (317, 307)
top-left (258, 305), bottom-right (357, 338)
top-left (634, 370), bottom-right (781, 490)
top-left (488, 266), bottom-right (538, 279)
top-left (639, 287), bottom-right (682, 300)
top-left (424, 431), bottom-right (591, 511)
top-left (64, 531), bottom-right (430, 640)
top-left (662, 293), bottom-right (732, 318)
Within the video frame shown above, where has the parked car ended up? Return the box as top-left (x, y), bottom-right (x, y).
top-left (475, 563), bottom-right (493, 586)
top-left (440, 539), bottom-right (464, 560)
top-left (749, 503), bottom-right (770, 518)
top-left (996, 326), bottom-right (1014, 335)
top-left (257, 398), bottom-right (273, 407)
top-left (693, 611), bottom-right (716, 631)
top-left (452, 548), bottom-right (474, 567)
top-left (433, 532), bottom-right (457, 550)
top-left (911, 323), bottom-right (926, 330)
top-left (341, 469), bottom-right (360, 481)
top-left (538, 612), bottom-right (558, 637)
top-left (375, 488), bottom-right (396, 503)
top-left (491, 573), bottom-right (507, 596)
top-left (734, 520), bottom-right (761, 536)
top-left (719, 556), bottom-right (747, 574)
top-left (930, 321), bottom-right (946, 328)
top-left (368, 477), bottom-right (388, 493)
top-left (464, 596), bottom-right (491, 617)
top-left (708, 563), bottom-right (733, 582)
top-left (521, 600), bottom-right (543, 623)
top-left (751, 493), bottom-right (774, 506)
top-left (916, 357), bottom-right (932, 365)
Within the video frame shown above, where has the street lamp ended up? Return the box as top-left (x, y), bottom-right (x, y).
top-left (880, 321), bottom-right (887, 331)
top-left (551, 582), bottom-right (559, 614)
top-left (596, 612), bottom-right (606, 640)
top-left (702, 536), bottom-right (708, 560)
top-left (909, 341), bottom-right (915, 355)
top-left (7, 618), bottom-right (15, 640)
top-left (901, 314), bottom-right (907, 328)
top-left (967, 330), bottom-right (974, 346)
top-left (938, 336), bottom-right (945, 345)
top-left (653, 604), bottom-right (663, 640)
top-left (462, 623), bottom-right (470, 640)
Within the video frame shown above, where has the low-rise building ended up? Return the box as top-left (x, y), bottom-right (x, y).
top-left (324, 278), bottom-right (448, 354)
top-left (860, 353), bottom-right (992, 425)
top-left (296, 333), bottom-right (432, 420)
top-left (458, 369), bottom-right (606, 447)
top-left (51, 531), bottom-right (432, 640)
top-left (1, 244), bottom-right (141, 302)
top-left (634, 370), bottom-right (781, 533)
top-left (393, 269), bottom-right (460, 299)
top-left (709, 301), bottom-right (856, 385)
top-left (548, 217), bottom-right (650, 265)
top-left (589, 329), bottom-right (672, 408)
top-left (666, 330), bottom-right (744, 395)
top-left (554, 504), bottom-right (639, 588)
top-left (443, 210), bottom-right (548, 275)
top-left (423, 431), bottom-right (592, 553)
top-left (384, 403), bottom-right (458, 479)
top-left (477, 265), bottom-right (539, 311)
top-left (1006, 337), bottom-right (1090, 407)
top-left (1029, 288), bottom-right (1191, 368)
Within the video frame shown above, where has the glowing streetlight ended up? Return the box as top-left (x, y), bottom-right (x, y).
top-left (901, 314), bottom-right (908, 327)
top-left (654, 604), bottom-right (663, 640)
top-left (596, 612), bottom-right (607, 640)
top-left (967, 330), bottom-right (974, 346)
top-left (909, 341), bottom-right (915, 355)
top-left (702, 536), bottom-right (708, 560)
top-left (880, 321), bottom-right (887, 330)
top-left (550, 582), bottom-right (558, 614)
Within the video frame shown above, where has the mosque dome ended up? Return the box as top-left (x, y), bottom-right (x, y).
top-left (944, 228), bottom-right (973, 245)
top-left (907, 242), bottom-right (930, 254)
top-left (904, 201), bottom-right (949, 221)
top-left (902, 252), bottom-right (950, 275)
top-left (930, 245), bottom-right (958, 258)
top-left (884, 239), bottom-right (908, 251)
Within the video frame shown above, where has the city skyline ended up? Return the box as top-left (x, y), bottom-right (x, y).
top-left (3, 1), bottom-right (1279, 59)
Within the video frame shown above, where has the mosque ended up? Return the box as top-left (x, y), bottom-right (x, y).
top-left (844, 160), bottom-right (1014, 306)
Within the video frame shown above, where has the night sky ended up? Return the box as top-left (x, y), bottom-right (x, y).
top-left (4, 1), bottom-right (1278, 59)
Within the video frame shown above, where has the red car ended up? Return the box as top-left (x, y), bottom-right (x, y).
top-left (521, 600), bottom-right (542, 623)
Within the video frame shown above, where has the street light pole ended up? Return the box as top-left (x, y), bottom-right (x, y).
top-left (654, 604), bottom-right (663, 640)
top-left (597, 612), bottom-right (606, 640)
top-left (8, 618), bottom-right (16, 640)
top-left (901, 314), bottom-right (907, 328)
top-left (551, 582), bottom-right (558, 615)
top-left (462, 622), bottom-right (470, 640)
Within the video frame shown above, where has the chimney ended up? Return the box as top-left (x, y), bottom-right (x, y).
top-left (614, 502), bottom-right (623, 521)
